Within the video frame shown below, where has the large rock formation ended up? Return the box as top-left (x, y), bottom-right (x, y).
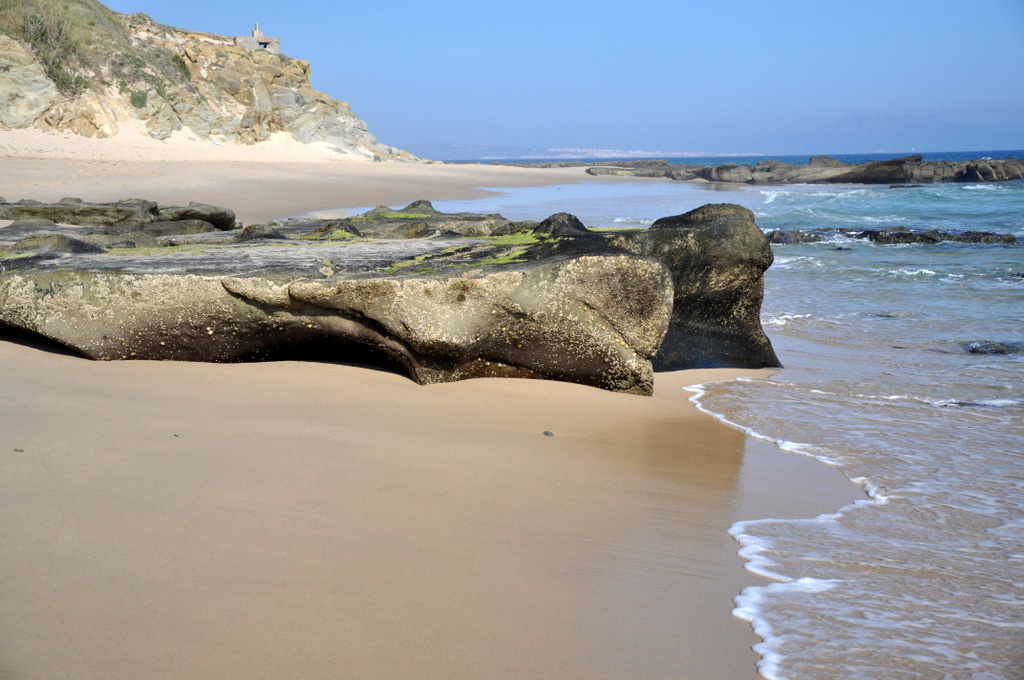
top-left (0, 35), bottom-right (61, 129)
top-left (0, 201), bottom-right (780, 394)
top-left (607, 204), bottom-right (779, 370)
top-left (581, 155), bottom-right (1024, 184)
top-left (0, 1), bottom-right (413, 159)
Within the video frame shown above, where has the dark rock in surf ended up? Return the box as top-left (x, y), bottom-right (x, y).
top-left (857, 227), bottom-right (1017, 244)
top-left (965, 341), bottom-right (1023, 355)
top-left (605, 203), bottom-right (780, 370)
top-left (767, 230), bottom-right (823, 244)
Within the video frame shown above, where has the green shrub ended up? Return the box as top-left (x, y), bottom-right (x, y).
top-left (172, 54), bottom-right (190, 80)
top-left (15, 6), bottom-right (89, 96)
top-left (130, 89), bottom-right (147, 108)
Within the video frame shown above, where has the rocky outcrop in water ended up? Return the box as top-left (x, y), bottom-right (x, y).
top-left (1, 200), bottom-right (780, 394)
top-left (607, 204), bottom-right (778, 370)
top-left (765, 227), bottom-right (1018, 245)
top-left (582, 155), bottom-right (1024, 185)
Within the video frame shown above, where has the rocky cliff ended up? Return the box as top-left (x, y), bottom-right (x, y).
top-left (0, 0), bottom-right (413, 160)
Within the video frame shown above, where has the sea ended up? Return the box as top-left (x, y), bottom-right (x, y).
top-left (430, 150), bottom-right (1024, 679)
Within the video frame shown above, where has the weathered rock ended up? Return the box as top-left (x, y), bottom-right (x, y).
top-left (36, 90), bottom-right (125, 139)
top-left (857, 227), bottom-right (1017, 244)
top-left (575, 154), bottom-right (1024, 185)
top-left (1, 257), bottom-right (673, 395)
top-left (0, 199), bottom-right (240, 231)
top-left (604, 204), bottom-right (780, 370)
top-left (964, 341), bottom-right (1023, 355)
top-left (234, 224), bottom-right (285, 242)
top-left (1, 200), bottom-right (782, 393)
top-left (157, 202), bottom-right (238, 230)
top-left (533, 213), bottom-right (592, 237)
top-left (0, 36), bottom-right (60, 130)
top-left (85, 232), bottom-right (163, 249)
top-left (585, 165), bottom-right (677, 179)
top-left (809, 155), bottom-right (848, 168)
top-left (0, 199), bottom-right (158, 226)
top-left (767, 230), bottom-right (824, 244)
top-left (305, 201), bottom-right (516, 239)
top-left (10, 234), bottom-right (106, 256)
top-left (7, 217), bottom-right (57, 229)
top-left (135, 220), bottom-right (218, 237)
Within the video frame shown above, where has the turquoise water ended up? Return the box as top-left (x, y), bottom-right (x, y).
top-left (434, 175), bottom-right (1024, 678)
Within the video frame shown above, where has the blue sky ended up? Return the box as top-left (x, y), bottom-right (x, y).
top-left (103, 0), bottom-right (1024, 156)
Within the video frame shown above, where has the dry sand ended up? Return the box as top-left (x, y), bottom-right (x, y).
top-left (1, 124), bottom-right (619, 223)
top-left (0, 339), bottom-right (860, 680)
top-left (0, 126), bottom-right (862, 679)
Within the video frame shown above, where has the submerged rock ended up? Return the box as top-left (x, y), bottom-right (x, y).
top-left (964, 341), bottom-right (1023, 355)
top-left (857, 227), bottom-right (1017, 244)
top-left (1, 200), bottom-right (781, 393)
top-left (766, 230), bottom-right (824, 244)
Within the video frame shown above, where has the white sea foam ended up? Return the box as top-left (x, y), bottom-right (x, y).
top-left (684, 381), bottom-right (823, 458)
top-left (772, 256), bottom-right (822, 269)
top-left (888, 268), bottom-right (937, 276)
top-left (611, 217), bottom-right (654, 226)
top-left (765, 313), bottom-right (812, 326)
top-left (437, 171), bottom-right (1024, 679)
top-left (732, 578), bottom-right (841, 680)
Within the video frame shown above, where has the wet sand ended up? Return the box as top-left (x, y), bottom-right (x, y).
top-left (1, 127), bottom-right (863, 678)
top-left (0, 337), bottom-right (861, 680)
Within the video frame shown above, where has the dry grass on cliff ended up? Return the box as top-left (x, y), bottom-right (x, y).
top-left (0, 0), bottom-right (189, 100)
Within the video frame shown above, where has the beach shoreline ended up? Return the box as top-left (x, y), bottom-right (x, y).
top-left (0, 336), bottom-right (862, 680)
top-left (0, 127), bottom-right (864, 678)
top-left (0, 126), bottom-right (657, 224)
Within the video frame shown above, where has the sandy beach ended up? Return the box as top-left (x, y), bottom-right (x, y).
top-left (0, 127), bottom-right (862, 679)
top-left (1, 124), bottom-right (618, 224)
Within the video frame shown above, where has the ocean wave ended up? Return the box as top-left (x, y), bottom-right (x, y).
top-left (887, 268), bottom-right (937, 276)
top-left (772, 256), bottom-right (823, 269)
top-left (765, 313), bottom-right (812, 326)
top-left (684, 380), bottom-right (847, 471)
top-left (611, 217), bottom-right (654, 226)
top-left (925, 396), bottom-right (1023, 409)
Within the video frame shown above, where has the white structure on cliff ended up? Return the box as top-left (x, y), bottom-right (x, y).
top-left (234, 24), bottom-right (281, 54)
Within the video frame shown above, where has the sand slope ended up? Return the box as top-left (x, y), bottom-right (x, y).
top-left (0, 337), bottom-right (859, 680)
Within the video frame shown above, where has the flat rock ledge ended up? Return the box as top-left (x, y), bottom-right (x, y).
top-left (573, 155), bottom-right (1024, 185)
top-left (0, 200), bottom-right (780, 394)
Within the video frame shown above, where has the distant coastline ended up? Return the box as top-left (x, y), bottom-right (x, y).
top-left (444, 149), bottom-right (1024, 166)
top-left (476, 151), bottom-right (1024, 186)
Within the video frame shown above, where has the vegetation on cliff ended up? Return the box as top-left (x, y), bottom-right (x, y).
top-left (0, 0), bottom-right (412, 159)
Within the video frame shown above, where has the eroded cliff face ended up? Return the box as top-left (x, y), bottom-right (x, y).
top-left (0, 5), bottom-right (414, 160)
